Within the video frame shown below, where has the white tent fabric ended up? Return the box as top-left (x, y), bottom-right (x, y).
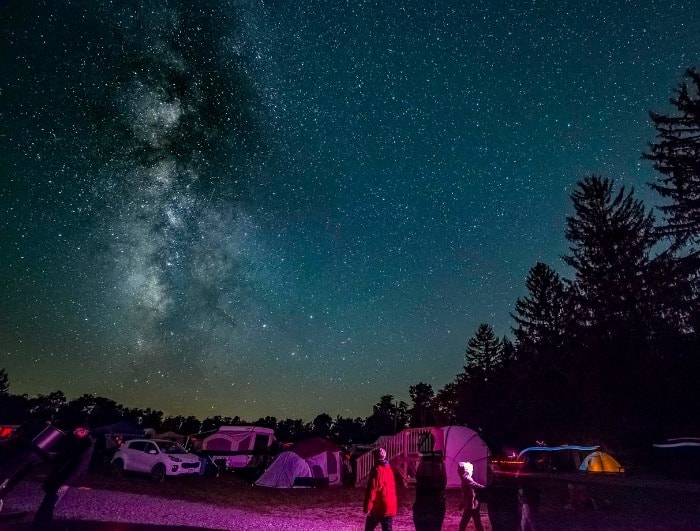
top-left (440, 426), bottom-right (490, 487)
top-left (255, 451), bottom-right (311, 487)
top-left (255, 438), bottom-right (343, 488)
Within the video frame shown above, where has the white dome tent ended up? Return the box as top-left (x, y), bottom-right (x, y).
top-left (358, 425), bottom-right (490, 488)
top-left (255, 437), bottom-right (343, 488)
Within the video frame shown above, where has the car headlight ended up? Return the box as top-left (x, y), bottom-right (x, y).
top-left (168, 455), bottom-right (182, 462)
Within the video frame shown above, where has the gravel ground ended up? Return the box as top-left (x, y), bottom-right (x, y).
top-left (1, 480), bottom-right (465, 531)
top-left (2, 480), bottom-right (356, 530)
top-left (3, 476), bottom-right (699, 530)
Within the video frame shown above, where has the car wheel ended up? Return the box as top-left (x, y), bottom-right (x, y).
top-left (150, 463), bottom-right (166, 482)
top-left (110, 459), bottom-right (125, 477)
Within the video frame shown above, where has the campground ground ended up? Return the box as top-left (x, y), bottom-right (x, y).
top-left (2, 466), bottom-right (700, 530)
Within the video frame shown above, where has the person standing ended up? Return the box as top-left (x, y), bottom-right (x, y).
top-left (32, 426), bottom-right (95, 531)
top-left (518, 477), bottom-right (541, 531)
top-left (412, 451), bottom-right (447, 531)
top-left (458, 461), bottom-right (485, 531)
top-left (363, 447), bottom-right (397, 531)
top-left (485, 472), bottom-right (520, 531)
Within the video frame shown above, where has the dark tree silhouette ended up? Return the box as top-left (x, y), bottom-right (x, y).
top-left (465, 323), bottom-right (502, 379)
top-left (332, 416), bottom-right (367, 444)
top-left (252, 416), bottom-right (278, 431)
top-left (365, 394), bottom-right (408, 437)
top-left (311, 413), bottom-right (333, 438)
top-left (276, 418), bottom-right (310, 442)
top-left (645, 68), bottom-right (700, 248)
top-left (645, 67), bottom-right (700, 337)
top-left (509, 263), bottom-right (574, 442)
top-left (408, 382), bottom-right (435, 428)
top-left (563, 175), bottom-right (663, 442)
top-left (0, 368), bottom-right (8, 395)
top-left (28, 391), bottom-right (68, 424)
top-left (512, 262), bottom-right (568, 357)
top-left (564, 175), bottom-right (658, 341)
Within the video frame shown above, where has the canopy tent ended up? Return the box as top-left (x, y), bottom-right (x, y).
top-left (372, 426), bottom-right (490, 487)
top-left (440, 426), bottom-right (490, 487)
top-left (255, 437), bottom-right (343, 488)
top-left (579, 451), bottom-right (625, 473)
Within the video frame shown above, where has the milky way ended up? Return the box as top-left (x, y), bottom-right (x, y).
top-left (1, 0), bottom-right (698, 421)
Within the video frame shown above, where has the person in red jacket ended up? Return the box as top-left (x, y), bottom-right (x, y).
top-left (363, 447), bottom-right (397, 531)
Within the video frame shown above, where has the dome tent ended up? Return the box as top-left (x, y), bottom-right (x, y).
top-left (441, 426), bottom-right (490, 487)
top-left (366, 426), bottom-right (490, 487)
top-left (255, 437), bottom-right (343, 488)
top-left (579, 451), bottom-right (624, 473)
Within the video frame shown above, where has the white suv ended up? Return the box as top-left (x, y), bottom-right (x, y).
top-left (111, 439), bottom-right (201, 481)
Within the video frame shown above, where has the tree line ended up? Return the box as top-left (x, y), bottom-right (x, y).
top-left (427, 68), bottom-right (700, 451)
top-left (0, 370), bottom-right (411, 445)
top-left (1, 69), bottom-right (699, 451)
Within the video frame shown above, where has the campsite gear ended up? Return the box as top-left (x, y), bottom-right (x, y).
top-left (0, 423), bottom-right (66, 503)
top-left (33, 428), bottom-right (95, 531)
top-left (32, 424), bottom-right (66, 456)
top-left (255, 437), bottom-right (343, 488)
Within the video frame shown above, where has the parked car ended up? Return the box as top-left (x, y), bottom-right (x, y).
top-left (110, 439), bottom-right (201, 481)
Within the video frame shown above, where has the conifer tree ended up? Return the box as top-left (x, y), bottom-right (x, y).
top-left (465, 323), bottom-right (502, 378)
top-left (564, 175), bottom-right (658, 339)
top-left (645, 68), bottom-right (700, 248)
top-left (512, 262), bottom-right (568, 356)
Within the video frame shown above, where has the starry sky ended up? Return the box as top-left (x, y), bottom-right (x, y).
top-left (1, 0), bottom-right (698, 422)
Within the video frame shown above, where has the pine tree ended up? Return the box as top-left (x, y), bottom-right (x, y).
top-left (645, 68), bottom-right (700, 248)
top-left (511, 262), bottom-right (568, 356)
top-left (645, 68), bottom-right (700, 337)
top-left (563, 176), bottom-right (663, 441)
top-left (563, 175), bottom-right (658, 338)
top-left (465, 323), bottom-right (502, 378)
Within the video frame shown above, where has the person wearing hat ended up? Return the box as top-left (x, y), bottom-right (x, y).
top-left (458, 461), bottom-right (485, 531)
top-left (363, 447), bottom-right (397, 531)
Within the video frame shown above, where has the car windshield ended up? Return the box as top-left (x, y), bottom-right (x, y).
top-left (156, 441), bottom-right (188, 454)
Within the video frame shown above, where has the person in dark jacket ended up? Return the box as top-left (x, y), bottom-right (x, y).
top-left (32, 426), bottom-right (95, 531)
top-left (412, 451), bottom-right (447, 531)
top-left (363, 447), bottom-right (397, 531)
top-left (485, 472), bottom-right (520, 531)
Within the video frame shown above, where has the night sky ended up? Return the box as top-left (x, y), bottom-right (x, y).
top-left (1, 1), bottom-right (697, 422)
